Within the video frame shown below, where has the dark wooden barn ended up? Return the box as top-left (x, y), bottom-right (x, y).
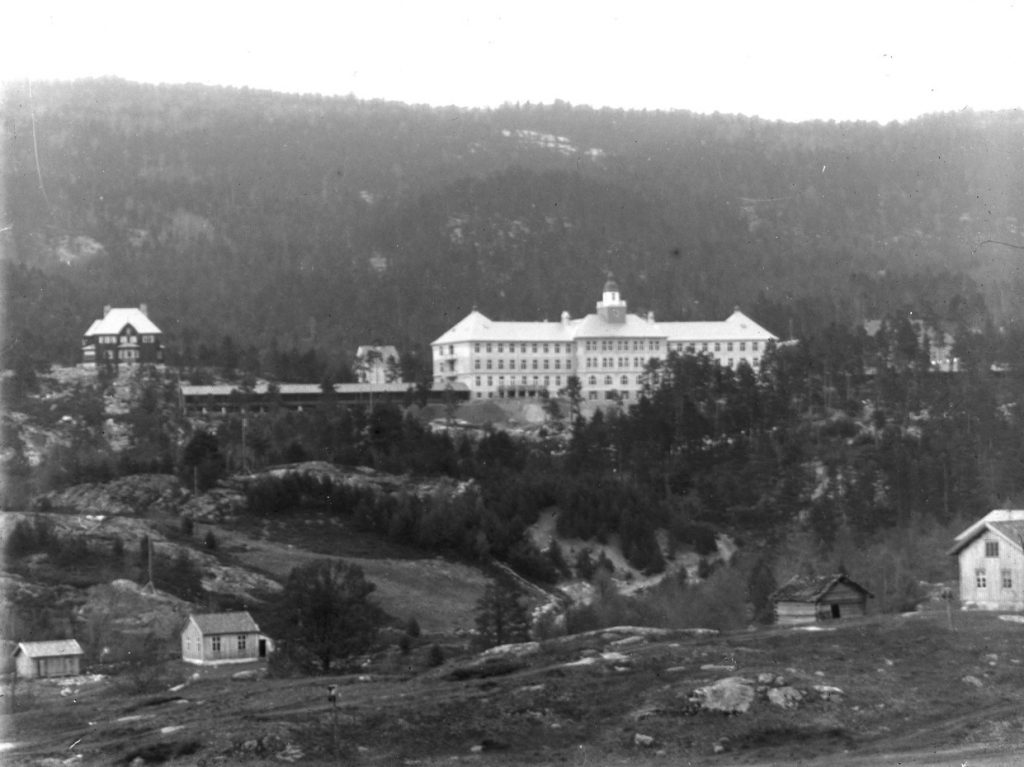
top-left (771, 574), bottom-right (873, 626)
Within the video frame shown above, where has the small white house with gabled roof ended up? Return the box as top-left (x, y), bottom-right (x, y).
top-left (181, 611), bottom-right (268, 665)
top-left (13, 639), bottom-right (84, 679)
top-left (949, 510), bottom-right (1024, 610)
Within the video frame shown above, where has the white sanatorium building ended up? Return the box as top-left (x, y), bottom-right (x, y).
top-left (431, 278), bottom-right (778, 401)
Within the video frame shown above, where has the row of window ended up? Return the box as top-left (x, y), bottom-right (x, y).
top-left (669, 340), bottom-right (761, 353)
top-left (976, 569), bottom-right (1013, 589)
top-left (582, 339), bottom-right (661, 352)
top-left (97, 334), bottom-right (157, 344)
top-left (474, 358), bottom-right (570, 371)
top-left (473, 374), bottom-right (642, 389)
top-left (210, 634), bottom-right (248, 652)
top-left (446, 339), bottom-right (762, 357)
top-left (475, 389), bottom-right (635, 401)
top-left (477, 375), bottom-right (564, 388)
top-left (469, 342), bottom-right (575, 355)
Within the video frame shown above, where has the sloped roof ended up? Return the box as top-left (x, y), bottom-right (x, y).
top-left (180, 382), bottom-right (468, 397)
top-left (572, 312), bottom-right (665, 338)
top-left (949, 509), bottom-right (1024, 555)
top-left (771, 574), bottom-right (873, 603)
top-left (84, 307), bottom-right (162, 336)
top-left (660, 310), bottom-right (777, 343)
top-left (356, 345), bottom-right (400, 360)
top-left (432, 310), bottom-right (576, 345)
top-left (188, 611), bottom-right (260, 635)
top-left (14, 639), bottom-right (84, 658)
top-left (432, 307), bottom-right (776, 346)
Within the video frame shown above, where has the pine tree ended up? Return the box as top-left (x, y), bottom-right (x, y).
top-left (473, 579), bottom-right (531, 649)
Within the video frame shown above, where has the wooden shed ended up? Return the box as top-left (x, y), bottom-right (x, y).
top-left (771, 574), bottom-right (873, 626)
top-left (181, 611), bottom-right (268, 665)
top-left (13, 639), bottom-right (84, 679)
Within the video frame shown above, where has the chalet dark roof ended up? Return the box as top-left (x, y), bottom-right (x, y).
top-left (189, 611), bottom-right (260, 635)
top-left (771, 574), bottom-right (873, 603)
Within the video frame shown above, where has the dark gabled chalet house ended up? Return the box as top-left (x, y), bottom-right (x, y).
top-left (771, 574), bottom-right (873, 626)
top-left (81, 304), bottom-right (163, 367)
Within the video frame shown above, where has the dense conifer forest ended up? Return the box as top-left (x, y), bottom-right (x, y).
top-left (3, 79), bottom-right (1024, 378)
top-left (6, 80), bottom-right (1024, 612)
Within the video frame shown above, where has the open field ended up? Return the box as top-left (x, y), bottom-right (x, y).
top-left (4, 610), bottom-right (1024, 765)
top-left (216, 512), bottom-right (490, 634)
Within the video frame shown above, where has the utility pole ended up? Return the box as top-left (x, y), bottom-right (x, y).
top-left (327, 684), bottom-right (339, 756)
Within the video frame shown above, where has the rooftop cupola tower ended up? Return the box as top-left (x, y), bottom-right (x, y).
top-left (597, 275), bottom-right (627, 323)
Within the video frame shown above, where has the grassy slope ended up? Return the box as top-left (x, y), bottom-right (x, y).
top-left (219, 511), bottom-right (490, 633)
top-left (5, 610), bottom-right (1024, 765)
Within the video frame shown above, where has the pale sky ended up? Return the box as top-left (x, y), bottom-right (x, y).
top-left (4, 0), bottom-right (1022, 123)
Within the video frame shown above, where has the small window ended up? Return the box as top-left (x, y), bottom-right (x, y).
top-left (237, 635), bottom-right (247, 650)
top-left (474, 343), bottom-right (480, 353)
top-left (588, 375), bottom-right (597, 385)
top-left (1002, 570), bottom-right (1013, 589)
top-left (976, 569), bottom-right (987, 588)
top-left (986, 541), bottom-right (999, 558)
top-left (212, 636), bottom-right (222, 652)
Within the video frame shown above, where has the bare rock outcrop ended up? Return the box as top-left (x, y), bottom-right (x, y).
top-left (34, 474), bottom-right (186, 516)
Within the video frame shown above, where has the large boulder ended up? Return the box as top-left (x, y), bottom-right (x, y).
top-left (179, 487), bottom-right (247, 523)
top-left (767, 686), bottom-right (804, 709)
top-left (692, 677), bottom-right (756, 714)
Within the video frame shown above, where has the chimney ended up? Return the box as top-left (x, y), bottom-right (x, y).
top-left (103, 304), bottom-right (111, 317)
top-left (647, 311), bottom-right (655, 323)
top-left (561, 311), bottom-right (571, 325)
top-left (139, 303), bottom-right (148, 317)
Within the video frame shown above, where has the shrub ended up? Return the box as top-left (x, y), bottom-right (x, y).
top-left (405, 617), bottom-right (421, 638)
top-left (427, 643), bottom-right (445, 667)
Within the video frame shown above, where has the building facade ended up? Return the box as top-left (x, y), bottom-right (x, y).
top-left (771, 575), bottom-right (872, 626)
top-left (950, 509), bottom-right (1024, 610)
top-left (81, 304), bottom-right (163, 367)
top-left (431, 279), bottom-right (778, 400)
top-left (181, 611), bottom-right (268, 665)
top-left (13, 639), bottom-right (84, 679)
top-left (355, 345), bottom-right (402, 384)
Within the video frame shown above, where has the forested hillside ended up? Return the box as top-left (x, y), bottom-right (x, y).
top-left (3, 78), bottom-right (1023, 377)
